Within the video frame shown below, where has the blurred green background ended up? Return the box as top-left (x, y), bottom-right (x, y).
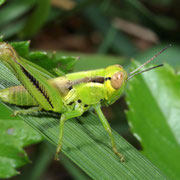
top-left (0, 0), bottom-right (180, 179)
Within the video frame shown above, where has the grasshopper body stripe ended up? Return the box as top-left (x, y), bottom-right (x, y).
top-left (71, 76), bottom-right (105, 86)
top-left (20, 65), bottom-right (54, 108)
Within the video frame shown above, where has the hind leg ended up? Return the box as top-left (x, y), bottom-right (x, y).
top-left (12, 106), bottom-right (42, 117)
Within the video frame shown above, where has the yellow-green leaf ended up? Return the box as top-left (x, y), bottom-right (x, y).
top-left (126, 62), bottom-right (180, 180)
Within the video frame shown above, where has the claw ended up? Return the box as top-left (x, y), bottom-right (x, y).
top-left (113, 147), bottom-right (125, 162)
top-left (55, 149), bottom-right (60, 161)
top-left (11, 111), bottom-right (18, 117)
top-left (116, 153), bottom-right (125, 162)
top-left (54, 154), bottom-right (60, 161)
top-left (120, 155), bottom-right (125, 162)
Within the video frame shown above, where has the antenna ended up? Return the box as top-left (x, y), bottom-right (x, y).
top-left (130, 44), bottom-right (171, 75)
top-left (127, 64), bottom-right (163, 80)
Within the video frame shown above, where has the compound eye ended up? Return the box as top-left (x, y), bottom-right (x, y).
top-left (111, 71), bottom-right (124, 90)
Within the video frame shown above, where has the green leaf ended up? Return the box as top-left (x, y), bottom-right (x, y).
top-left (126, 62), bottom-right (180, 180)
top-left (0, 18), bottom-right (26, 39)
top-left (0, 104), bottom-right (42, 178)
top-left (21, 0), bottom-right (50, 37)
top-left (0, 36), bottom-right (3, 42)
top-left (0, 0), bottom-right (35, 27)
top-left (10, 41), bottom-right (78, 76)
top-left (0, 61), bottom-right (166, 179)
top-left (0, 0), bottom-right (38, 38)
top-left (0, 0), bottom-right (5, 6)
top-left (11, 41), bottom-right (30, 57)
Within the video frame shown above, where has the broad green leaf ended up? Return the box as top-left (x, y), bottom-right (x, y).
top-left (126, 62), bottom-right (180, 180)
top-left (0, 62), bottom-right (166, 179)
top-left (0, 104), bottom-right (42, 178)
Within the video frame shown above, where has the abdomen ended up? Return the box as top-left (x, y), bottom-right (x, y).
top-left (0, 86), bottom-right (38, 106)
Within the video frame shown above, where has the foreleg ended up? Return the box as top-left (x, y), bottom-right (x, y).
top-left (55, 108), bottom-right (84, 160)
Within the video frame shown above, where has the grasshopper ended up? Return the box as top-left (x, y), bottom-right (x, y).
top-left (0, 42), bottom-right (169, 162)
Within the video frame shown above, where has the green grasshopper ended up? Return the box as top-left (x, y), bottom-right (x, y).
top-left (0, 42), bottom-right (169, 162)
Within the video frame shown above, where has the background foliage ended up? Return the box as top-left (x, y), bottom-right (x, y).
top-left (0, 0), bottom-right (180, 179)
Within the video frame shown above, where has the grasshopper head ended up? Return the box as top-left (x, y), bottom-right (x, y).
top-left (103, 45), bottom-right (171, 105)
top-left (104, 64), bottom-right (128, 105)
